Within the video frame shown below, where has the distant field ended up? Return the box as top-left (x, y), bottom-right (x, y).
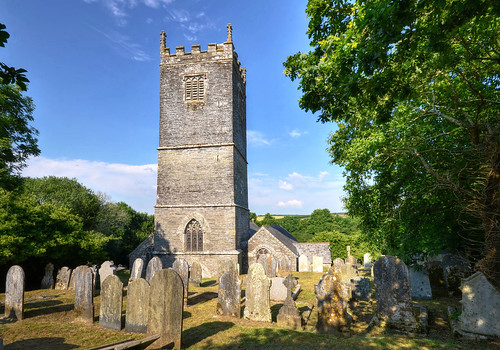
top-left (256, 213), bottom-right (347, 221)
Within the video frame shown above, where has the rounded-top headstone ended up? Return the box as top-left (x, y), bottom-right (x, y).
top-left (41, 263), bottom-right (55, 289)
top-left (5, 265), bottom-right (25, 320)
top-left (55, 267), bottom-right (72, 290)
top-left (126, 278), bottom-right (150, 333)
top-left (189, 261), bottom-right (202, 287)
top-left (129, 258), bottom-right (144, 281)
top-left (145, 256), bottom-right (163, 283)
top-left (99, 275), bottom-right (123, 331)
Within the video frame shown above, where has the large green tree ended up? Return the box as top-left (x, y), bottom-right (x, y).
top-left (284, 0), bottom-right (499, 283)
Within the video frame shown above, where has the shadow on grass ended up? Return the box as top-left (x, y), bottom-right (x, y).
top-left (270, 303), bottom-right (283, 322)
top-left (182, 321), bottom-right (234, 348)
top-left (24, 299), bottom-right (74, 319)
top-left (5, 337), bottom-right (78, 350)
top-left (188, 292), bottom-right (218, 306)
top-left (200, 280), bottom-right (217, 287)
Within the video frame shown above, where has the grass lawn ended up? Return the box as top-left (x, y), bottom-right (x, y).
top-left (0, 269), bottom-right (499, 349)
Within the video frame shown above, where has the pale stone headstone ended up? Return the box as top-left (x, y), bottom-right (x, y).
top-left (459, 272), bottom-right (500, 337)
top-left (189, 261), bottom-right (202, 287)
top-left (339, 262), bottom-right (357, 281)
top-left (74, 265), bottom-right (94, 323)
top-left (216, 269), bottom-right (241, 317)
top-left (312, 256), bottom-right (324, 273)
top-left (217, 259), bottom-right (237, 278)
top-left (373, 256), bottom-right (418, 332)
top-left (68, 269), bottom-right (77, 290)
top-left (363, 253), bottom-right (372, 268)
top-left (145, 256), bottom-right (163, 283)
top-left (346, 246), bottom-right (351, 257)
top-left (298, 255), bottom-right (310, 272)
top-left (243, 263), bottom-right (271, 322)
top-left (351, 276), bottom-right (371, 300)
top-left (346, 255), bottom-right (357, 266)
top-left (258, 254), bottom-right (277, 278)
top-left (41, 263), bottom-right (54, 289)
top-left (269, 277), bottom-right (287, 302)
top-left (409, 267), bottom-right (432, 300)
top-left (277, 274), bottom-right (302, 329)
top-left (98, 261), bottom-right (116, 289)
top-left (316, 271), bottom-right (349, 333)
top-left (55, 267), bottom-right (72, 290)
top-left (99, 275), bottom-right (123, 331)
top-left (5, 265), bottom-right (25, 320)
top-left (148, 269), bottom-right (183, 349)
top-left (125, 278), bottom-right (150, 333)
top-left (332, 258), bottom-right (345, 272)
top-left (173, 259), bottom-right (189, 303)
top-left (129, 258), bottom-right (144, 282)
top-left (277, 256), bottom-right (292, 277)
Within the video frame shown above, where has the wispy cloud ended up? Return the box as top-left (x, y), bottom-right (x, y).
top-left (277, 200), bottom-right (303, 209)
top-left (247, 130), bottom-right (272, 146)
top-left (165, 9), bottom-right (214, 42)
top-left (83, 0), bottom-right (176, 24)
top-left (279, 180), bottom-right (293, 191)
top-left (90, 26), bottom-right (151, 61)
top-left (289, 129), bottom-right (308, 138)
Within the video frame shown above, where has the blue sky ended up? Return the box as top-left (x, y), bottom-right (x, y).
top-left (2, 0), bottom-right (346, 215)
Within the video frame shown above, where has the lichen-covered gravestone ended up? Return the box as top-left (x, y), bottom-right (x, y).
top-left (409, 267), bottom-right (432, 300)
top-left (259, 254), bottom-right (277, 277)
top-left (217, 259), bottom-right (237, 278)
top-left (55, 267), bottom-right (72, 290)
top-left (99, 275), bottom-right (123, 331)
top-left (98, 261), bottom-right (116, 290)
top-left (339, 263), bottom-right (357, 282)
top-left (277, 256), bottom-right (291, 277)
top-left (373, 256), bottom-right (418, 332)
top-left (316, 270), bottom-right (349, 334)
top-left (346, 255), bottom-right (357, 266)
top-left (41, 263), bottom-right (54, 289)
top-left (145, 256), bottom-right (163, 283)
top-left (243, 263), bottom-right (271, 322)
top-left (68, 269), bottom-right (77, 290)
top-left (269, 277), bottom-right (287, 302)
top-left (332, 258), bottom-right (345, 272)
top-left (173, 259), bottom-right (189, 304)
top-left (351, 276), bottom-right (371, 300)
top-left (148, 269), bottom-right (184, 349)
top-left (5, 265), bottom-right (25, 320)
top-left (74, 265), bottom-right (94, 323)
top-left (298, 255), bottom-right (310, 272)
top-left (189, 261), bottom-right (202, 287)
top-left (217, 269), bottom-right (241, 317)
top-left (277, 274), bottom-right (302, 329)
top-left (312, 256), bottom-right (324, 273)
top-left (129, 258), bottom-right (144, 282)
top-left (125, 278), bottom-right (150, 333)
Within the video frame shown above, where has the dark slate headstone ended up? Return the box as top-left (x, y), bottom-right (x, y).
top-left (373, 256), bottom-right (418, 332)
top-left (258, 254), bottom-right (277, 278)
top-left (243, 263), bottom-right (271, 322)
top-left (129, 258), bottom-right (144, 282)
top-left (145, 256), bottom-right (163, 283)
top-left (332, 258), bottom-right (344, 272)
top-left (277, 274), bottom-right (302, 329)
top-left (148, 269), bottom-right (183, 349)
top-left (216, 269), bottom-right (241, 317)
top-left (316, 271), bottom-right (349, 333)
top-left (55, 267), bottom-right (72, 290)
top-left (41, 263), bottom-right (54, 289)
top-left (126, 278), bottom-right (150, 333)
top-left (351, 276), bottom-right (371, 300)
top-left (189, 261), bottom-right (202, 287)
top-left (74, 265), bottom-right (94, 323)
top-left (5, 265), bottom-right (25, 320)
top-left (173, 259), bottom-right (189, 303)
top-left (277, 256), bottom-right (292, 277)
top-left (409, 267), bottom-right (432, 300)
top-left (99, 275), bottom-right (123, 331)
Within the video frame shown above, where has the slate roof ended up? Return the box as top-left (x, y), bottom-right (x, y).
top-left (261, 225), bottom-right (299, 257)
top-left (249, 221), bottom-right (260, 238)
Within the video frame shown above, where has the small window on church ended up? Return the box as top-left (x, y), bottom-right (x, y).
top-left (184, 75), bottom-right (205, 102)
top-left (185, 219), bottom-right (203, 252)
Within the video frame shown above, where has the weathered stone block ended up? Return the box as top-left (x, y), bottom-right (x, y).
top-left (243, 263), bottom-right (271, 322)
top-left (74, 265), bottom-right (94, 323)
top-left (217, 269), bottom-right (241, 317)
top-left (126, 278), bottom-right (150, 333)
top-left (99, 275), bottom-right (123, 331)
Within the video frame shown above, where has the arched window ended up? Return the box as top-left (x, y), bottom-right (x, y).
top-left (185, 219), bottom-right (203, 252)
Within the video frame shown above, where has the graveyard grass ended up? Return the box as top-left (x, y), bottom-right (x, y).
top-left (1, 269), bottom-right (499, 349)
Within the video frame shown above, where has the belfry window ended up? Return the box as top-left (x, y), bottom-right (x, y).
top-left (184, 75), bottom-right (205, 102)
top-left (185, 219), bottom-right (203, 252)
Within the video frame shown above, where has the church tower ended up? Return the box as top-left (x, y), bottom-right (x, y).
top-left (154, 25), bottom-right (249, 277)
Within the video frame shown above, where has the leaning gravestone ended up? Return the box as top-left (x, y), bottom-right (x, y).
top-left (363, 253), bottom-right (372, 268)
top-left (189, 261), bottom-right (202, 287)
top-left (55, 267), bottom-right (72, 290)
top-left (316, 270), bottom-right (349, 334)
top-left (298, 255), bottom-right (310, 272)
top-left (173, 259), bottom-right (189, 304)
top-left (41, 262), bottom-right (55, 289)
top-left (312, 256), bottom-right (324, 273)
top-left (5, 265), bottom-right (25, 320)
top-left (145, 256), bottom-right (163, 283)
top-left (74, 265), bottom-right (94, 323)
top-left (243, 263), bottom-right (271, 322)
top-left (125, 278), bottom-right (150, 333)
top-left (409, 267), bottom-right (432, 300)
top-left (277, 256), bottom-right (292, 277)
top-left (129, 258), bottom-right (144, 282)
top-left (259, 254), bottom-right (277, 278)
top-left (148, 269), bottom-right (183, 349)
top-left (351, 276), bottom-right (371, 300)
top-left (373, 256), bottom-right (418, 332)
top-left (270, 277), bottom-right (287, 302)
top-left (98, 261), bottom-right (116, 289)
top-left (99, 275), bottom-right (123, 331)
top-left (217, 269), bottom-right (241, 317)
top-left (277, 274), bottom-right (302, 329)
top-left (332, 258), bottom-right (345, 272)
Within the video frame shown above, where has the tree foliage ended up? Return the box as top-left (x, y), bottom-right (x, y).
top-left (284, 0), bottom-right (500, 283)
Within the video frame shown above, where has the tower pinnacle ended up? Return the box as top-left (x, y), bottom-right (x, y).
top-left (226, 23), bottom-right (232, 43)
top-left (160, 31), bottom-right (166, 52)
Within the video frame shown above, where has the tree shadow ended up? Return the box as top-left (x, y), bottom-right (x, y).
top-left (24, 299), bottom-right (74, 319)
top-left (182, 321), bottom-right (234, 348)
top-left (188, 292), bottom-right (217, 306)
top-left (270, 303), bottom-right (283, 322)
top-left (5, 337), bottom-right (78, 350)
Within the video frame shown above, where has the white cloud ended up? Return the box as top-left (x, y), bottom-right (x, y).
top-left (289, 129), bottom-right (308, 138)
top-left (22, 156), bottom-right (157, 214)
top-left (247, 130), bottom-right (272, 146)
top-left (90, 26), bottom-right (151, 61)
top-left (277, 200), bottom-right (303, 209)
top-left (278, 180), bottom-right (293, 191)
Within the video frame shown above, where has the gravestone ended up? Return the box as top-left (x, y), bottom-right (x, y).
top-left (459, 272), bottom-right (500, 337)
top-left (148, 269), bottom-right (183, 349)
top-left (41, 263), bottom-right (55, 289)
top-left (5, 265), bottom-right (25, 320)
top-left (346, 246), bottom-right (351, 257)
top-left (363, 253), bottom-right (372, 268)
top-left (189, 261), bottom-right (202, 287)
top-left (409, 267), bottom-right (432, 300)
top-left (243, 263), bottom-right (271, 322)
top-left (277, 274), bottom-right (302, 329)
top-left (68, 269), bottom-right (77, 290)
top-left (145, 256), bottom-right (163, 283)
top-left (332, 258), bottom-right (345, 272)
top-left (55, 267), bottom-right (72, 290)
top-left (99, 275), bottom-right (123, 331)
top-left (74, 265), bottom-right (94, 323)
top-left (316, 271), bottom-right (349, 334)
top-left (125, 278), bottom-right (150, 333)
top-left (373, 256), bottom-right (418, 332)
top-left (277, 256), bottom-right (292, 277)
top-left (298, 255), bottom-right (310, 272)
top-left (445, 265), bottom-right (471, 296)
top-left (351, 276), bottom-right (371, 300)
top-left (217, 259), bottom-right (237, 278)
top-left (216, 269), bottom-right (241, 317)
top-left (98, 261), bottom-right (116, 289)
top-left (312, 256), bottom-right (324, 273)
top-left (269, 277), bottom-right (287, 302)
top-left (129, 258), bottom-right (144, 282)
top-left (425, 260), bottom-right (445, 293)
top-left (346, 255), bottom-right (357, 266)
top-left (90, 265), bottom-right (98, 296)
top-left (259, 254), bottom-right (277, 277)
top-left (339, 263), bottom-right (357, 282)
top-left (173, 259), bottom-right (189, 303)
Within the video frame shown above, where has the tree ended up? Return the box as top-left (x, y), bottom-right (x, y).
top-left (284, 1), bottom-right (499, 283)
top-left (0, 24), bottom-right (29, 91)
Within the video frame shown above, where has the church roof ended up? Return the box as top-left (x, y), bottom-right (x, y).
top-left (249, 221), bottom-right (260, 237)
top-left (261, 225), bottom-right (299, 256)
